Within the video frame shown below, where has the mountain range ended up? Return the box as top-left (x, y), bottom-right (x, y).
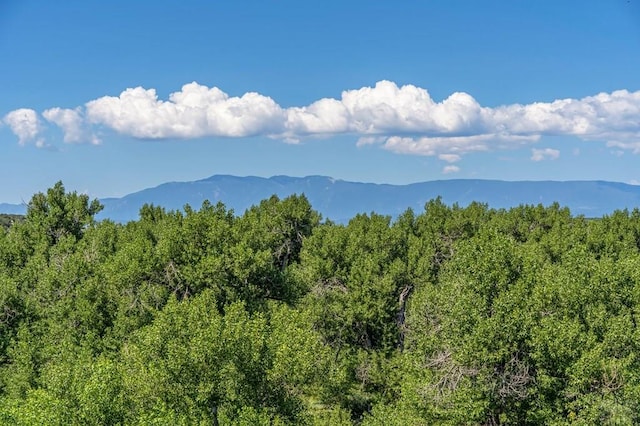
top-left (3, 175), bottom-right (640, 223)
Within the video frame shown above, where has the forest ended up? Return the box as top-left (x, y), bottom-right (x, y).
top-left (1, 182), bottom-right (640, 425)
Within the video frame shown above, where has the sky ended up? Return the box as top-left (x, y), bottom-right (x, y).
top-left (1, 0), bottom-right (640, 203)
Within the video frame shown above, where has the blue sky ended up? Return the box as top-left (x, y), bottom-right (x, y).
top-left (1, 0), bottom-right (639, 203)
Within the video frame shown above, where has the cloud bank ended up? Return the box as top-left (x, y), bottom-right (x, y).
top-left (4, 81), bottom-right (640, 163)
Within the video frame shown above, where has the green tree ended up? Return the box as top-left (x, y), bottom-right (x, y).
top-left (121, 290), bottom-right (304, 424)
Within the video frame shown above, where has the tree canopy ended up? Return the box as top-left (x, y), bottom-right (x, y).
top-left (1, 183), bottom-right (639, 424)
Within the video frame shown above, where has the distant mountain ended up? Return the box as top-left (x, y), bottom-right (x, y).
top-left (3, 176), bottom-right (640, 223)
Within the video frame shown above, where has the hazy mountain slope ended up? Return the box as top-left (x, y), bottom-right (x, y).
top-left (96, 176), bottom-right (640, 222)
top-left (3, 177), bottom-right (640, 222)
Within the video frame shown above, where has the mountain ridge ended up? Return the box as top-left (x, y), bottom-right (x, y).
top-left (3, 176), bottom-right (640, 223)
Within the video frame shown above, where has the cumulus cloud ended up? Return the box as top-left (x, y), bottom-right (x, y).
top-left (85, 82), bottom-right (285, 139)
top-left (531, 148), bottom-right (560, 162)
top-left (284, 81), bottom-right (488, 140)
top-left (443, 165), bottom-right (461, 174)
top-left (43, 107), bottom-right (100, 144)
top-left (3, 108), bottom-right (45, 147)
top-left (3, 81), bottom-right (640, 160)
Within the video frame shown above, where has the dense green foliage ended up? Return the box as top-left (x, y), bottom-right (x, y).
top-left (1, 182), bottom-right (640, 424)
top-left (0, 214), bottom-right (23, 231)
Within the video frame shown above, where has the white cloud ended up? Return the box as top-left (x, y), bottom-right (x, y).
top-left (606, 140), bottom-right (640, 154)
top-left (42, 107), bottom-right (100, 144)
top-left (438, 153), bottom-right (461, 163)
top-left (85, 82), bottom-right (285, 139)
top-left (285, 98), bottom-right (350, 140)
top-left (3, 108), bottom-right (45, 147)
top-left (443, 165), bottom-right (460, 174)
top-left (355, 136), bottom-right (386, 146)
top-left (380, 133), bottom-right (538, 157)
top-left (284, 81), bottom-right (488, 139)
top-left (531, 148), bottom-right (560, 162)
top-left (3, 81), bottom-right (640, 160)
